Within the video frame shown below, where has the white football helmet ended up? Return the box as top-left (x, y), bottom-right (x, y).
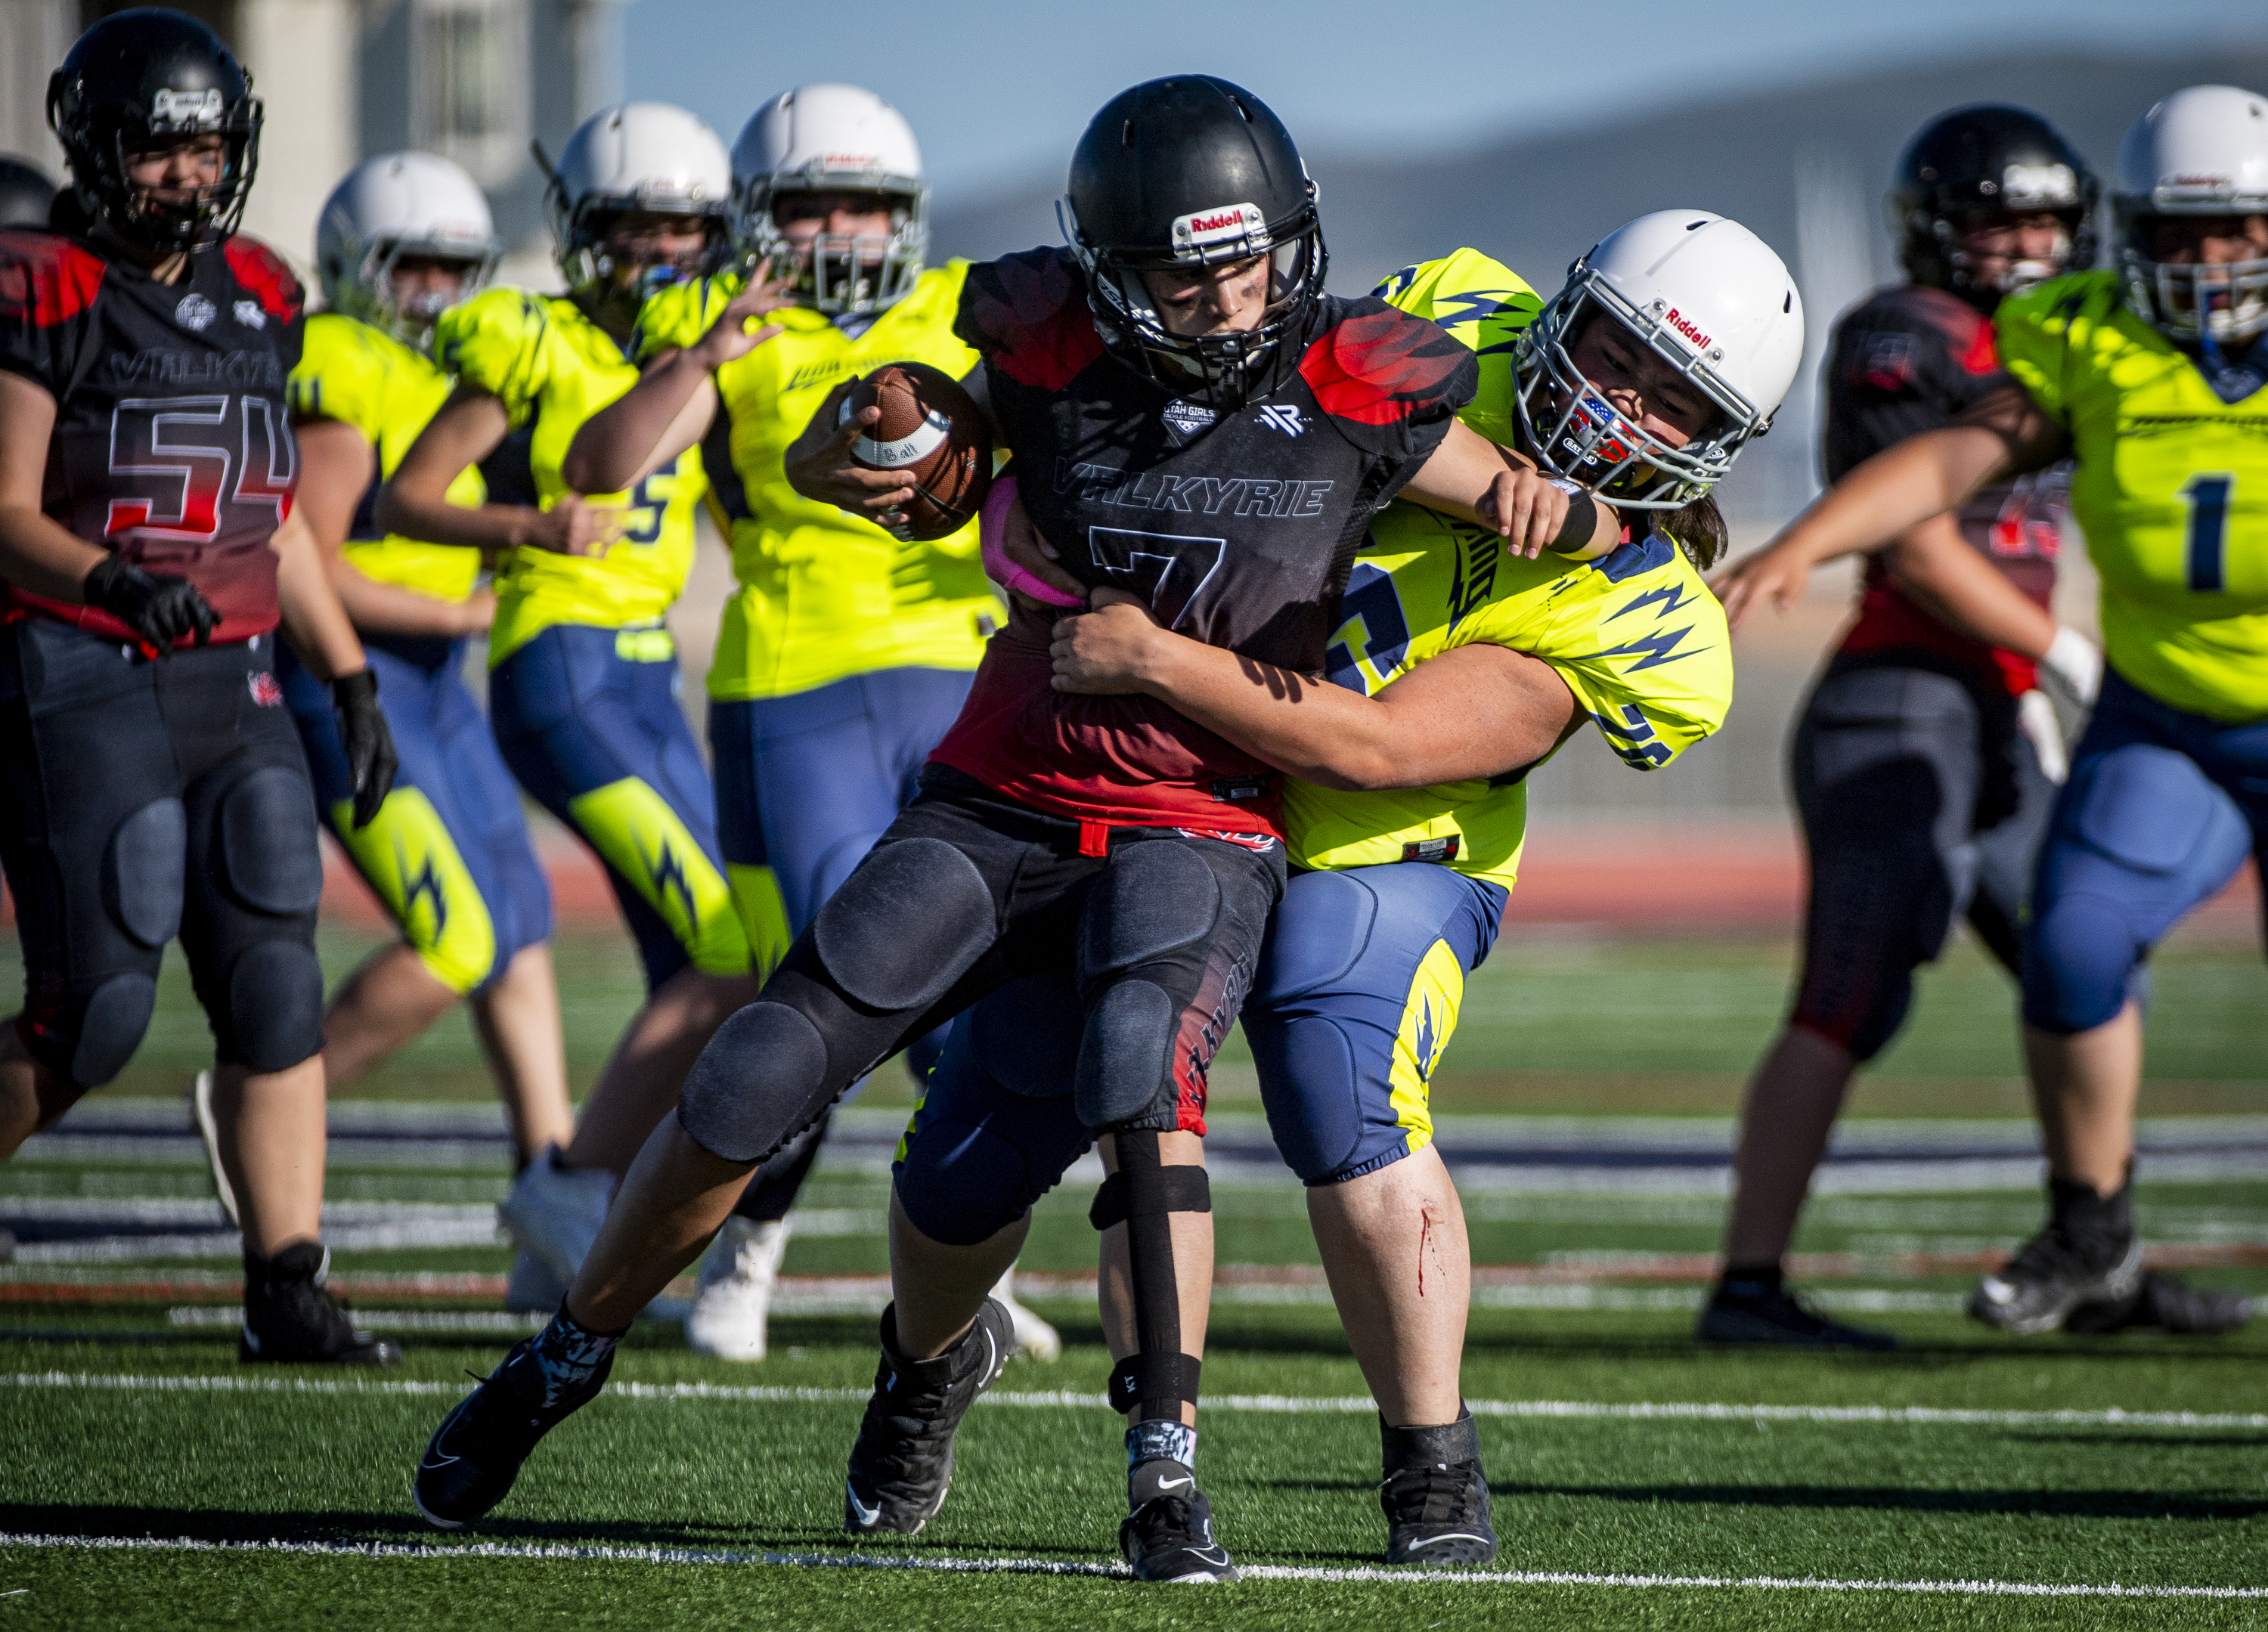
top-left (1514, 211), bottom-right (1805, 509)
top-left (546, 101), bottom-right (733, 306)
top-left (315, 152), bottom-right (500, 342)
top-left (733, 83), bottom-right (927, 314)
top-left (2113, 85), bottom-right (2268, 346)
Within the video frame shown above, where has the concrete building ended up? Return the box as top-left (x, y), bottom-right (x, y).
top-left (0, 0), bottom-right (622, 284)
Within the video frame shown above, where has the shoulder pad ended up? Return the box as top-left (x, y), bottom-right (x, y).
top-left (956, 247), bottom-right (1101, 389)
top-left (633, 273), bottom-right (738, 362)
top-left (0, 229), bottom-right (107, 328)
top-left (1297, 299), bottom-right (1476, 426)
top-left (435, 286), bottom-right (548, 385)
top-left (222, 236), bottom-right (304, 324)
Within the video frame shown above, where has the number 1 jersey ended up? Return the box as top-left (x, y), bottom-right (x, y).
top-left (0, 229), bottom-right (305, 645)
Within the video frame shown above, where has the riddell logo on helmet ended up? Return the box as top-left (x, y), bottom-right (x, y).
top-left (1665, 308), bottom-right (1712, 351)
top-left (818, 153), bottom-right (881, 170)
top-left (152, 88), bottom-right (224, 124)
top-left (1172, 203), bottom-right (1269, 253)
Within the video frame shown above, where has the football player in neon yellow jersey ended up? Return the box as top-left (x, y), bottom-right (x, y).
top-left (1718, 85), bottom-right (2268, 1338)
top-left (887, 217), bottom-right (1797, 1565)
top-left (277, 158), bottom-right (575, 1263)
top-left (560, 85), bottom-right (1040, 1364)
top-left (378, 103), bottom-right (758, 1297)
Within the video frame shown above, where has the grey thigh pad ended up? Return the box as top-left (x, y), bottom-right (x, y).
top-left (679, 1001), bottom-right (830, 1164)
top-left (219, 767), bottom-right (325, 915)
top-left (810, 837), bottom-right (995, 1012)
top-left (1078, 841), bottom-right (1220, 985)
top-left (225, 940), bottom-right (324, 1072)
top-left (1074, 979), bottom-right (1179, 1129)
top-left (69, 973), bottom-right (156, 1089)
top-left (105, 798), bottom-right (185, 948)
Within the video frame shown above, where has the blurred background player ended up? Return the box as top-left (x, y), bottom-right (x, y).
top-left (1702, 107), bottom-right (2117, 1349)
top-left (1718, 82), bottom-right (2267, 1342)
top-left (0, 156), bottom-right (58, 230)
top-left (0, 9), bottom-right (398, 1362)
top-left (891, 214), bottom-right (1791, 1565)
top-left (563, 84), bottom-right (1054, 1362)
top-left (264, 150), bottom-right (573, 1310)
top-left (378, 102), bottom-right (756, 1302)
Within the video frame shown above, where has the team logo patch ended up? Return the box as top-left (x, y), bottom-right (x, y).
top-left (233, 299), bottom-right (265, 330)
top-left (1170, 202), bottom-right (1269, 257)
top-left (1858, 331), bottom-right (1917, 392)
top-left (2000, 162), bottom-right (2077, 207)
top-left (1258, 403), bottom-right (1306, 438)
top-left (175, 293), bottom-right (217, 332)
top-left (247, 671), bottom-right (284, 708)
top-left (1160, 399), bottom-right (1216, 443)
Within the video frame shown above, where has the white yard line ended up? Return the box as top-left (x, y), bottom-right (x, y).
top-left (3, 1370), bottom-right (2261, 1431)
top-left (0, 1532), bottom-right (2257, 1599)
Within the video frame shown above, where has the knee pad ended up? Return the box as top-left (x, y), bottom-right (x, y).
top-left (811, 837), bottom-right (993, 1012)
top-left (1251, 1012), bottom-right (1365, 1183)
top-left (1077, 841), bottom-right (1220, 987)
top-left (898, 1119), bottom-right (1074, 1246)
top-left (1075, 980), bottom-right (1179, 1129)
top-left (64, 973), bottom-right (157, 1089)
top-left (104, 798), bottom-right (184, 948)
top-left (968, 975), bottom-right (1081, 1100)
top-left (218, 768), bottom-right (324, 916)
top-left (677, 999), bottom-right (831, 1163)
top-left (222, 941), bottom-right (324, 1072)
top-left (2022, 897), bottom-right (2141, 1034)
top-left (1093, 1131), bottom-right (1211, 1421)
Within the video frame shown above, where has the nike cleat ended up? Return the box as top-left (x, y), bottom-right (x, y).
top-left (497, 1150), bottom-right (616, 1288)
top-left (2065, 1269), bottom-right (2254, 1336)
top-left (414, 1334), bottom-right (612, 1528)
top-left (843, 1298), bottom-right (1014, 1535)
top-left (686, 1216), bottom-right (792, 1362)
top-left (240, 1243), bottom-right (400, 1366)
top-left (987, 1266), bottom-right (1063, 1363)
top-left (1120, 1466), bottom-right (1240, 1584)
top-left (1380, 1414), bottom-right (1497, 1566)
top-left (1971, 1230), bottom-right (2143, 1336)
top-left (1697, 1281), bottom-right (1898, 1350)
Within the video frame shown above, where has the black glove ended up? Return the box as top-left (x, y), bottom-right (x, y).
top-left (332, 668), bottom-right (398, 829)
top-left (81, 555), bottom-right (217, 654)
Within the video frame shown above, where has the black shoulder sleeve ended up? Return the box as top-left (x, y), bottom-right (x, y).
top-left (0, 231), bottom-right (102, 399)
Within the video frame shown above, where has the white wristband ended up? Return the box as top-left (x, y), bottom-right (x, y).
top-left (2042, 625), bottom-right (2102, 706)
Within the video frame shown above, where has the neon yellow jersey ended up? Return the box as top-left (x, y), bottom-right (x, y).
top-left (288, 312), bottom-right (485, 604)
top-left (1998, 270), bottom-right (2268, 720)
top-left (634, 264), bottom-right (1000, 700)
top-left (1281, 249), bottom-right (1732, 887)
top-left (434, 287), bottom-right (709, 664)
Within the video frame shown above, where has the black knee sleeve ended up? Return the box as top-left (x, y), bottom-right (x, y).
top-left (220, 940), bottom-right (324, 1072)
top-left (677, 999), bottom-right (831, 1164)
top-left (1092, 1131), bottom-right (1212, 1422)
top-left (1074, 843), bottom-right (1220, 1129)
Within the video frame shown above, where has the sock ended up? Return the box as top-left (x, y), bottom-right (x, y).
top-left (1720, 1263), bottom-right (1783, 1301)
top-left (524, 1304), bottom-right (622, 1408)
top-left (1126, 1420), bottom-right (1198, 1507)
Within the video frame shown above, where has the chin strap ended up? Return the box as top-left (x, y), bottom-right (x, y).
top-left (1092, 1132), bottom-right (1210, 1421)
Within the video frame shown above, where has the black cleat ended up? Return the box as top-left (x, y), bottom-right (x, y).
top-left (1972, 1174), bottom-right (2144, 1336)
top-left (414, 1333), bottom-right (612, 1528)
top-left (1380, 1413), bottom-right (1498, 1566)
top-left (1696, 1279), bottom-right (1898, 1350)
top-left (1120, 1462), bottom-right (1239, 1584)
top-left (2065, 1269), bottom-right (2254, 1336)
top-left (843, 1298), bottom-right (1014, 1535)
top-left (240, 1243), bottom-right (400, 1366)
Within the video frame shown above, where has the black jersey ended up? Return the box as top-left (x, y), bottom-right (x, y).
top-left (0, 229), bottom-right (305, 645)
top-left (931, 246), bottom-right (1475, 833)
top-left (1825, 283), bottom-right (2065, 694)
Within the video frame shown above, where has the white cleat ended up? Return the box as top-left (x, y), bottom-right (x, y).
top-left (188, 1070), bottom-right (239, 1228)
top-left (496, 1150), bottom-right (616, 1288)
top-left (989, 1266), bottom-right (1062, 1362)
top-left (685, 1216), bottom-right (792, 1361)
top-left (502, 1248), bottom-right (568, 1314)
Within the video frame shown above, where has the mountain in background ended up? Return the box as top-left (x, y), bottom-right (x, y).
top-left (932, 40), bottom-right (2268, 533)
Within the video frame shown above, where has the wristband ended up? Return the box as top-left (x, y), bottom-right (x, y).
top-left (981, 475), bottom-right (1083, 608)
top-left (1543, 478), bottom-right (1598, 555)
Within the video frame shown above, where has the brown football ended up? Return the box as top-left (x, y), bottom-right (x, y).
top-left (840, 361), bottom-right (993, 541)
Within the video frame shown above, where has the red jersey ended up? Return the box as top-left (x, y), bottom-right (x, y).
top-left (1823, 283), bottom-right (2065, 695)
top-left (931, 247), bottom-right (1476, 835)
top-left (0, 230), bottom-right (305, 646)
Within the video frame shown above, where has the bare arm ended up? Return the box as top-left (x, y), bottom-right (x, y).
top-left (0, 371), bottom-right (105, 598)
top-left (1713, 384), bottom-right (2068, 628)
top-left (378, 386), bottom-right (617, 559)
top-left (271, 506), bottom-right (368, 683)
top-left (1399, 419), bottom-right (1620, 562)
top-left (296, 417), bottom-right (491, 639)
top-left (1050, 591), bottom-right (1579, 791)
top-left (1879, 512), bottom-right (2058, 658)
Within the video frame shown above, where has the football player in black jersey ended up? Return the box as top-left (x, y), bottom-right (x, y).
top-left (414, 75), bottom-right (1615, 1581)
top-left (0, 9), bottom-right (398, 1362)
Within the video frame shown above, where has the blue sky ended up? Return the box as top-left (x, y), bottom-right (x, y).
top-left (625, 0), bottom-right (2260, 202)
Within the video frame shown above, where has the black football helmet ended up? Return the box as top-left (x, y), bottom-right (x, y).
top-left (1889, 105), bottom-right (2096, 306)
top-left (1059, 76), bottom-right (1326, 409)
top-left (47, 8), bottom-right (262, 252)
top-left (0, 156), bottom-right (58, 230)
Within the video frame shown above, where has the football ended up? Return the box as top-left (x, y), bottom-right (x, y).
top-left (840, 361), bottom-right (993, 541)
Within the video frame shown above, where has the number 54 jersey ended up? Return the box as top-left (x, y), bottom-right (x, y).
top-left (1997, 270), bottom-right (2268, 721)
top-left (0, 228), bottom-right (305, 644)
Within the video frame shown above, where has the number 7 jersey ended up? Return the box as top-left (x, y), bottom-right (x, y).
top-left (0, 228), bottom-right (304, 645)
top-left (1997, 270), bottom-right (2268, 720)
